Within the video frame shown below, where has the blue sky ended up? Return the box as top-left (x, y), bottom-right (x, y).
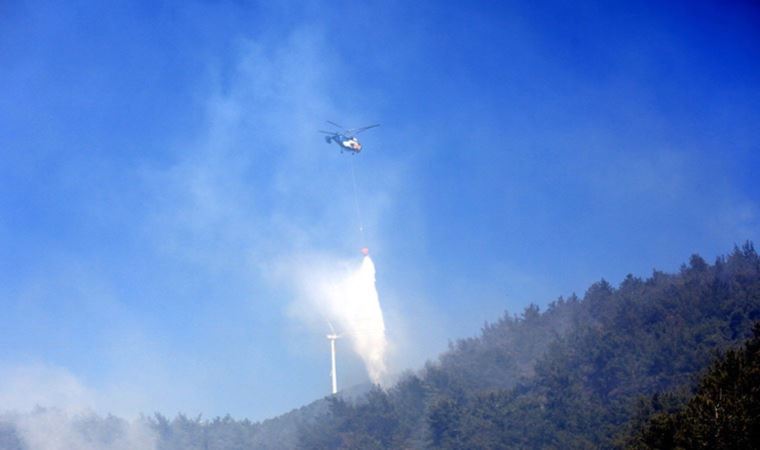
top-left (1, 0), bottom-right (759, 420)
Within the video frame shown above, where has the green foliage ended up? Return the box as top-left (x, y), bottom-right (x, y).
top-left (298, 387), bottom-right (408, 449)
top-left (628, 323), bottom-right (760, 449)
top-left (0, 422), bottom-right (24, 450)
top-left (150, 413), bottom-right (263, 450)
top-left (298, 242), bottom-right (760, 449)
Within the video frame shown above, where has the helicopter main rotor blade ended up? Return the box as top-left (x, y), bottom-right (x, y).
top-left (318, 130), bottom-right (337, 134)
top-left (347, 124), bottom-right (380, 134)
top-left (326, 120), bottom-right (344, 129)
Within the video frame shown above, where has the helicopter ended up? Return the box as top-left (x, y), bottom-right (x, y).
top-left (319, 121), bottom-right (380, 154)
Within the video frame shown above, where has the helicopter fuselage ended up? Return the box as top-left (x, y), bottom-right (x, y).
top-left (326, 134), bottom-right (362, 153)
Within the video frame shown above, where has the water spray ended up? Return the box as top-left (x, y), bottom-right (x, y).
top-left (313, 251), bottom-right (387, 390)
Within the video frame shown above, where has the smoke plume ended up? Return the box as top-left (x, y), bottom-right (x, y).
top-left (2, 409), bottom-right (157, 450)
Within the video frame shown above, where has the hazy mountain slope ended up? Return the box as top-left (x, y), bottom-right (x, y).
top-left (2, 244), bottom-right (757, 449)
top-left (299, 243), bottom-right (760, 449)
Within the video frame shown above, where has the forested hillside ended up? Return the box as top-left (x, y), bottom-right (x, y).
top-left (627, 323), bottom-right (760, 449)
top-left (298, 243), bottom-right (760, 449)
top-left (1, 244), bottom-right (757, 449)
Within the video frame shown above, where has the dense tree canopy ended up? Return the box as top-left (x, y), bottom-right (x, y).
top-left (628, 323), bottom-right (760, 449)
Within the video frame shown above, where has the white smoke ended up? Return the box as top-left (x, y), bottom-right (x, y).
top-left (0, 363), bottom-right (97, 413)
top-left (282, 253), bottom-right (389, 385)
top-left (0, 363), bottom-right (157, 450)
top-left (2, 409), bottom-right (157, 450)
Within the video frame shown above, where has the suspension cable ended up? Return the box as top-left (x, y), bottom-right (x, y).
top-left (349, 156), bottom-right (365, 243)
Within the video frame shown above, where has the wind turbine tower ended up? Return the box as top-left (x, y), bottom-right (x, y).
top-left (327, 322), bottom-right (341, 395)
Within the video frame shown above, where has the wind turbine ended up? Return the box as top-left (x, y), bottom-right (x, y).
top-left (327, 322), bottom-right (342, 395)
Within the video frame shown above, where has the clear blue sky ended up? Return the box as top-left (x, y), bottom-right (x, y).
top-left (1, 0), bottom-right (758, 420)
